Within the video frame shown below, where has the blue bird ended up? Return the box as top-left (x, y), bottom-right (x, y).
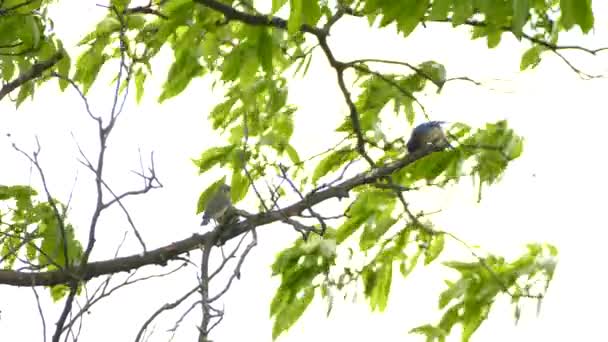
top-left (406, 121), bottom-right (452, 153)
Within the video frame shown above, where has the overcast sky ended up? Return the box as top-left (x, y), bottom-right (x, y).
top-left (1, 1), bottom-right (608, 341)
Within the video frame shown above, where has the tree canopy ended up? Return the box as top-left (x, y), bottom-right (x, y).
top-left (0, 1), bottom-right (603, 341)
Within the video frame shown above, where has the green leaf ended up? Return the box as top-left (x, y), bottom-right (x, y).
top-left (400, 248), bottom-right (421, 278)
top-left (505, 135), bottom-right (524, 159)
top-left (287, 0), bottom-right (303, 35)
top-left (442, 260), bottom-right (479, 273)
top-left (193, 145), bottom-right (235, 174)
top-left (486, 30), bottom-right (502, 48)
top-left (511, 0), bottom-right (529, 38)
top-left (20, 16), bottom-right (41, 50)
top-left (258, 28), bottom-right (274, 73)
top-left (1, 57), bottom-right (15, 81)
top-left (301, 0), bottom-right (322, 28)
top-left (111, 0), bottom-right (131, 12)
top-left (425, 233), bottom-right (445, 265)
top-left (134, 68), bottom-right (146, 103)
top-left (462, 306), bottom-right (485, 342)
top-left (560, 0), bottom-right (594, 33)
top-left (230, 170), bottom-right (250, 203)
top-left (222, 48), bottom-right (242, 81)
top-left (56, 46), bottom-right (71, 91)
top-left (410, 324), bottom-right (448, 341)
top-left (362, 261), bottom-right (392, 311)
top-left (312, 148), bottom-right (356, 183)
top-left (74, 36), bottom-right (110, 94)
top-left (285, 144), bottom-right (301, 164)
top-left (360, 214), bottom-right (397, 251)
top-left (419, 61), bottom-right (447, 87)
top-left (336, 215), bottom-right (366, 244)
top-left (438, 278), bottom-right (469, 309)
top-left (429, 0), bottom-right (452, 20)
top-left (272, 0), bottom-right (288, 13)
top-left (159, 26), bottom-right (205, 102)
top-left (239, 47), bottom-right (259, 87)
top-left (271, 287), bottom-right (314, 340)
top-left (125, 14), bottom-right (146, 29)
top-left (15, 81), bottom-right (34, 107)
top-left (50, 284), bottom-right (70, 302)
top-left (519, 45), bottom-right (544, 71)
top-left (396, 0), bottom-right (429, 37)
top-left (95, 17), bottom-right (121, 36)
top-left (452, 0), bottom-right (473, 26)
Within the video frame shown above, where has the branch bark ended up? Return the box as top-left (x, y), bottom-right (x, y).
top-left (0, 146), bottom-right (440, 287)
top-left (0, 51), bottom-right (64, 101)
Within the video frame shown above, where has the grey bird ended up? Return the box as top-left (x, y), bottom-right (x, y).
top-left (406, 120), bottom-right (453, 153)
top-left (201, 184), bottom-right (232, 226)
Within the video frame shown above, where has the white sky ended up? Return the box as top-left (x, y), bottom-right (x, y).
top-left (1, 1), bottom-right (608, 341)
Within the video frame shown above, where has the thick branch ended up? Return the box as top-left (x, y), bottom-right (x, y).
top-left (192, 0), bottom-right (325, 35)
top-left (0, 146), bottom-right (441, 287)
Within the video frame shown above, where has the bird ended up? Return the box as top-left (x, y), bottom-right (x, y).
top-left (406, 121), bottom-right (452, 153)
top-left (201, 184), bottom-right (232, 226)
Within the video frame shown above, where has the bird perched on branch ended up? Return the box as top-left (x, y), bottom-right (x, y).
top-left (406, 121), bottom-right (452, 153)
top-left (201, 184), bottom-right (232, 226)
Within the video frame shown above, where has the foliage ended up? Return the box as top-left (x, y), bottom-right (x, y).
top-left (0, 185), bottom-right (83, 300)
top-left (0, 0), bottom-right (597, 341)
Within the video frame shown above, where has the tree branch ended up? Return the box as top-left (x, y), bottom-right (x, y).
top-left (0, 51), bottom-right (64, 101)
top-left (0, 145), bottom-right (443, 287)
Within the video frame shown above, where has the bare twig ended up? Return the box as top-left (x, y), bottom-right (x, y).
top-left (32, 287), bottom-right (47, 342)
top-left (135, 285), bottom-right (200, 342)
top-left (208, 231), bottom-right (257, 302)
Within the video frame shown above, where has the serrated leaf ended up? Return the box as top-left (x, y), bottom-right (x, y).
top-left (363, 262), bottom-right (392, 311)
top-left (511, 0), bottom-right (529, 38)
top-left (520, 45), bottom-right (542, 71)
top-left (159, 33), bottom-right (205, 102)
top-left (96, 16), bottom-right (121, 36)
top-left (429, 0), bottom-right (452, 20)
top-left (271, 287), bottom-right (314, 340)
top-left (74, 37), bottom-right (109, 94)
top-left (396, 0), bottom-right (428, 37)
top-left (452, 0), bottom-right (473, 26)
top-left (560, 0), bottom-right (594, 33)
top-left (194, 145), bottom-right (235, 174)
top-left (1, 57), bottom-right (15, 81)
top-left (50, 284), bottom-right (70, 302)
top-left (134, 68), bottom-right (146, 103)
top-left (15, 81), bottom-right (34, 107)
